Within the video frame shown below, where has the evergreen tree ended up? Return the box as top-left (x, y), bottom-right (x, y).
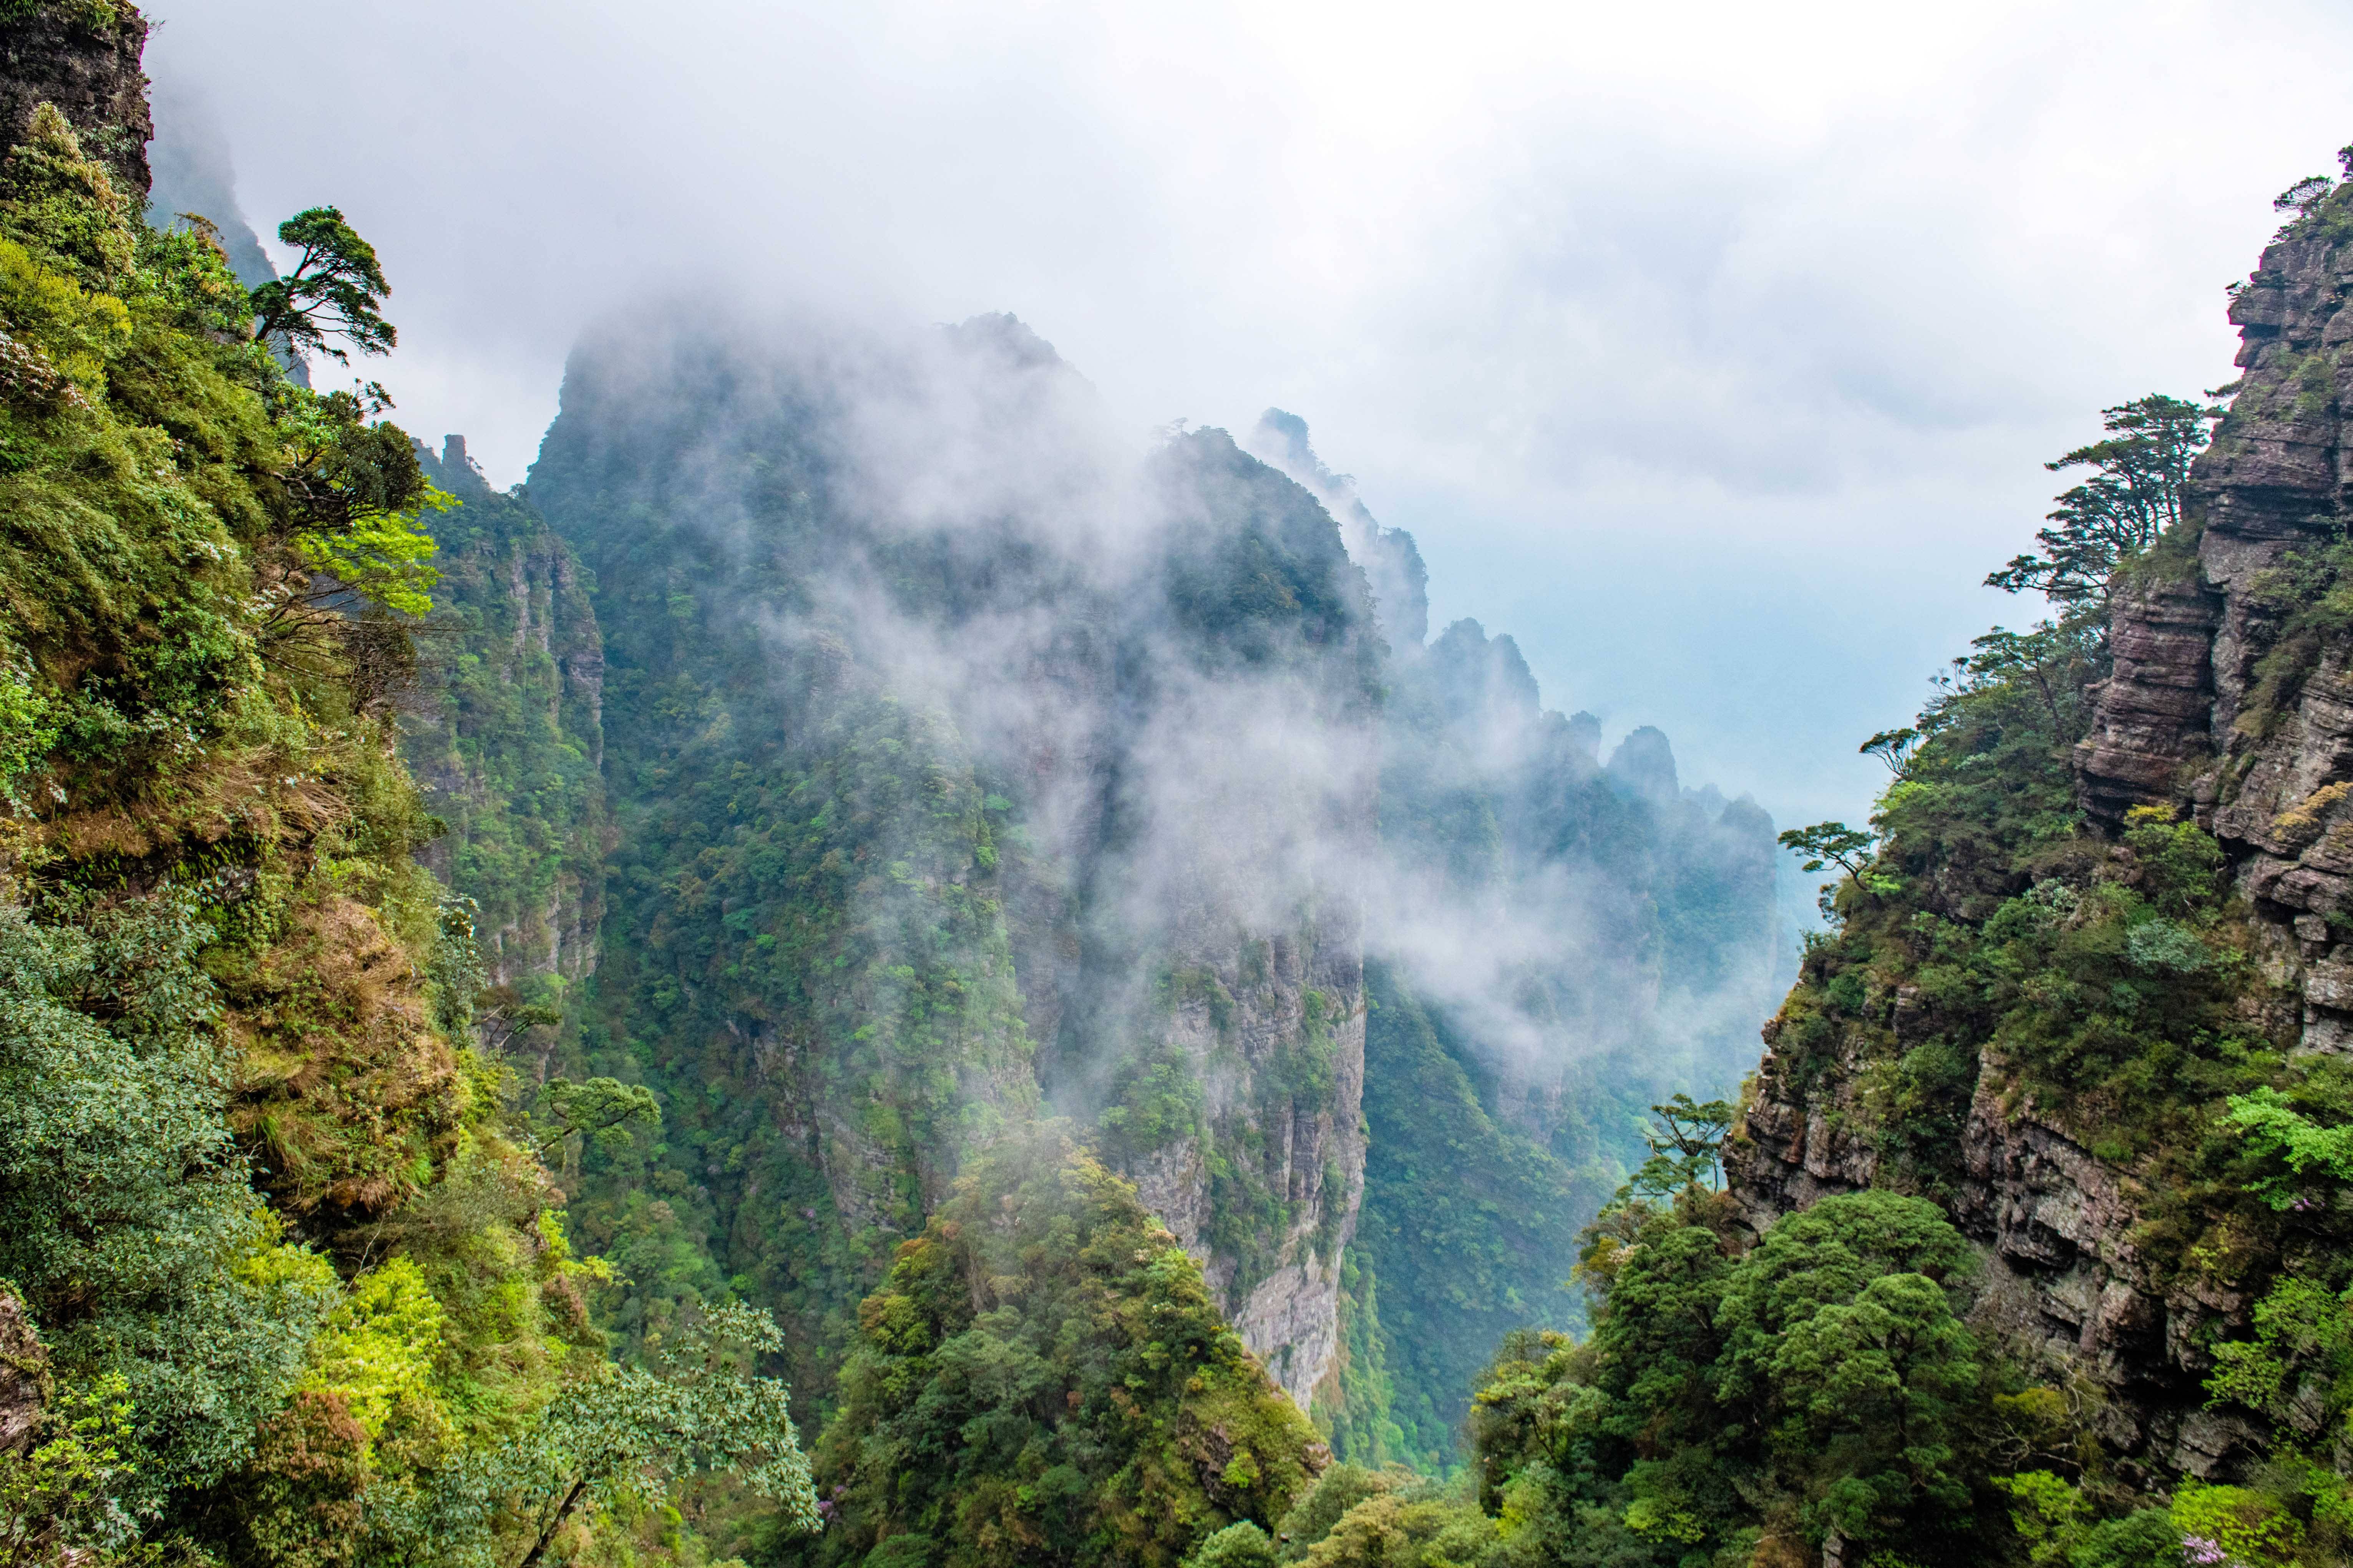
top-left (1986, 393), bottom-right (2219, 609)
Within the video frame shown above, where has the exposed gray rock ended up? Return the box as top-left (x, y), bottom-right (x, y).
top-left (0, 1), bottom-right (150, 199)
top-left (0, 1287), bottom-right (48, 1455)
top-left (1735, 193), bottom-right (2353, 1487)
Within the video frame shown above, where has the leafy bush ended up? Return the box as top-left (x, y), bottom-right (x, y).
top-left (799, 1127), bottom-right (1325, 1568)
top-left (1467, 1188), bottom-right (2011, 1565)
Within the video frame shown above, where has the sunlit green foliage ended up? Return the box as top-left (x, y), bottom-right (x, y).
top-left (1995, 1471), bottom-right (2181, 1568)
top-left (1286, 1485), bottom-right (1497, 1568)
top-left (0, 1374), bottom-right (145, 1566)
top-left (0, 890), bottom-right (333, 1510)
top-left (293, 484), bottom-right (445, 617)
top-left (797, 1128), bottom-right (1325, 1568)
top-left (380, 1301), bottom-right (816, 1568)
top-left (2225, 1091), bottom-right (2353, 1208)
top-left (1465, 1189), bottom-right (2011, 1566)
top-left (1184, 1520), bottom-right (1278, 1568)
top-left (0, 93), bottom-right (812, 1565)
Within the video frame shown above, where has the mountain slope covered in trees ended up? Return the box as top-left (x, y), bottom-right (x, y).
top-left (1452, 162), bottom-right (2353, 1568)
top-left (12, 5), bottom-right (2229, 1565)
top-left (496, 315), bottom-right (1787, 1483)
top-left (0, 9), bottom-right (814, 1561)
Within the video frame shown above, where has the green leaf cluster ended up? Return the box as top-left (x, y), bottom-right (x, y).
top-left (797, 1127), bottom-right (1325, 1568)
top-left (1466, 1190), bottom-right (2014, 1566)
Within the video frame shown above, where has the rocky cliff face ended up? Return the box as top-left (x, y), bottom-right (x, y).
top-left (0, 1), bottom-right (148, 197)
top-left (2083, 207), bottom-right (2353, 1049)
top-left (1732, 186), bottom-right (2353, 1485)
top-left (1010, 428), bottom-right (1381, 1409)
top-left (0, 1287), bottom-right (46, 1457)
top-left (402, 438), bottom-right (607, 1007)
top-left (528, 312), bottom-right (1376, 1403)
top-left (1735, 1026), bottom-right (2263, 1479)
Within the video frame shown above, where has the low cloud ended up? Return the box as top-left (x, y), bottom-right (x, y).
top-left (147, 0), bottom-right (2353, 824)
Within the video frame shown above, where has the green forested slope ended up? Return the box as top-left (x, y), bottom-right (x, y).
top-left (1443, 571), bottom-right (2278, 1565)
top-left (401, 437), bottom-right (606, 1028)
top-left (520, 318), bottom-right (1040, 1398)
top-left (802, 1129), bottom-right (1325, 1568)
top-left (0, 12), bottom-right (1815, 1568)
top-left (493, 317), bottom-right (1789, 1483)
top-left (1443, 312), bottom-right (2353, 1568)
top-left (0, 15), bottom-right (814, 1558)
top-left (1347, 961), bottom-right (1604, 1470)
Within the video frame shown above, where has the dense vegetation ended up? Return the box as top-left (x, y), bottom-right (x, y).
top-left (1344, 961), bottom-right (1603, 1470)
top-left (517, 329), bottom-right (1794, 1488)
top-left (521, 327), bottom-right (1044, 1396)
top-left (1439, 372), bottom-right (2353, 1566)
top-left (796, 1129), bottom-right (1323, 1568)
top-left (42, 12), bottom-right (2353, 1568)
top-left (0, 48), bottom-right (814, 1562)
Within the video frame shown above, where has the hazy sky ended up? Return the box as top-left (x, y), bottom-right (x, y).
top-left (149, 0), bottom-right (2353, 827)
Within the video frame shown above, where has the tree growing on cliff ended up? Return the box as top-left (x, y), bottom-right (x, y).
top-left (248, 204), bottom-right (395, 363)
top-left (1779, 820), bottom-right (1885, 918)
top-left (1986, 393), bottom-right (2219, 609)
top-left (1629, 1092), bottom-right (1734, 1205)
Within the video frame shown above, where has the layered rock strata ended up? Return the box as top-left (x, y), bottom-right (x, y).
top-left (1737, 189), bottom-right (2353, 1482)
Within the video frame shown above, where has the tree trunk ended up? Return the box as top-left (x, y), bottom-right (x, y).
top-left (517, 1477), bottom-right (590, 1568)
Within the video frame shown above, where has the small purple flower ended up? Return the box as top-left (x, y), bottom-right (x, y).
top-left (2182, 1535), bottom-right (2227, 1566)
top-left (2292, 1196), bottom-right (2319, 1213)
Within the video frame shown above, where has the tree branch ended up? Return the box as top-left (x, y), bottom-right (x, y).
top-left (517, 1475), bottom-right (591, 1568)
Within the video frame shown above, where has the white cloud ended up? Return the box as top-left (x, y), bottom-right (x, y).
top-left (147, 0), bottom-right (2353, 823)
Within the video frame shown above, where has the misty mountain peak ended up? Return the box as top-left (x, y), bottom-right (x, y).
top-left (1566, 710), bottom-right (1602, 764)
top-left (411, 433), bottom-right (494, 502)
top-left (943, 310), bottom-right (1064, 371)
top-left (1244, 407), bottom-right (1429, 650)
top-left (1718, 793), bottom-right (1772, 836)
top-left (1427, 618), bottom-right (1541, 723)
top-left (1606, 724), bottom-right (1679, 802)
top-left (1253, 408), bottom-right (1319, 477)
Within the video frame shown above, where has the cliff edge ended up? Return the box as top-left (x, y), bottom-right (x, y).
top-left (1730, 171), bottom-right (2353, 1488)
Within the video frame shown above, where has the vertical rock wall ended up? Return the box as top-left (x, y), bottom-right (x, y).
top-left (1734, 184), bottom-right (2353, 1482)
top-left (403, 438), bottom-right (609, 1003)
top-left (0, 2), bottom-right (149, 198)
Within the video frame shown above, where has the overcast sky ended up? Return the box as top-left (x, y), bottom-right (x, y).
top-left (149, 0), bottom-right (2353, 828)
